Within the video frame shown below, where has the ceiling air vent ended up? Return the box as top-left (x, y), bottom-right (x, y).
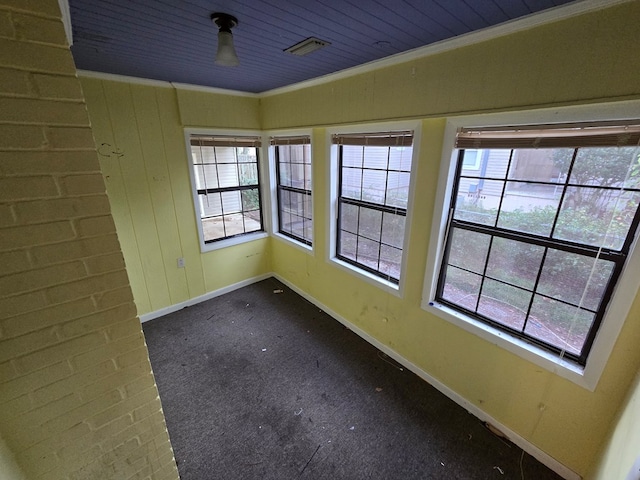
top-left (284, 37), bottom-right (330, 56)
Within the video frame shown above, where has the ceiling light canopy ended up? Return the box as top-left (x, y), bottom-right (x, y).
top-left (211, 12), bottom-right (239, 67)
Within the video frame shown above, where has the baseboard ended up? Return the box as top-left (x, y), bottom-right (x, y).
top-left (272, 273), bottom-right (581, 480)
top-left (138, 273), bottom-right (272, 323)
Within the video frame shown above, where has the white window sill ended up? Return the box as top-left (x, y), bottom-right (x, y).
top-left (330, 257), bottom-right (401, 297)
top-left (200, 231), bottom-right (268, 253)
top-left (273, 232), bottom-right (313, 254)
top-left (422, 300), bottom-right (591, 389)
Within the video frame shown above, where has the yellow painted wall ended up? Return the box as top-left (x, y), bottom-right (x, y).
top-left (80, 78), bottom-right (270, 316)
top-left (264, 2), bottom-right (640, 478)
top-left (590, 368), bottom-right (640, 479)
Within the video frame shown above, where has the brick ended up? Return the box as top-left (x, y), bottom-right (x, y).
top-left (81, 363), bottom-right (148, 402)
top-left (1, 393), bottom-right (32, 417)
top-left (14, 331), bottom-right (106, 374)
top-left (12, 13), bottom-right (68, 45)
top-left (85, 252), bottom-right (126, 275)
top-left (58, 174), bottom-right (106, 196)
top-left (0, 361), bottom-right (71, 403)
top-left (59, 303), bottom-right (137, 339)
top-left (0, 360), bottom-right (17, 382)
top-left (0, 175), bottom-right (59, 202)
top-left (0, 38), bottom-right (76, 74)
top-left (0, 203), bottom-right (15, 227)
top-left (94, 285), bottom-right (134, 310)
top-left (33, 73), bottom-right (83, 100)
top-left (0, 0), bottom-right (61, 16)
top-left (116, 346), bottom-right (150, 370)
top-left (46, 269), bottom-right (130, 304)
top-left (0, 249), bottom-right (30, 274)
top-left (30, 359), bottom-right (116, 407)
top-left (71, 332), bottom-right (144, 371)
top-left (0, 261), bottom-right (85, 298)
top-left (124, 373), bottom-right (155, 399)
top-left (75, 215), bottom-right (116, 237)
top-left (18, 392), bottom-right (82, 429)
top-left (31, 234), bottom-right (122, 266)
top-left (46, 126), bottom-right (95, 149)
top-left (0, 11), bottom-right (14, 39)
top-left (1, 297), bottom-right (94, 337)
top-left (105, 318), bottom-right (144, 342)
top-left (0, 123), bottom-right (46, 149)
top-left (0, 97), bottom-right (88, 125)
top-left (15, 196), bottom-right (111, 225)
top-left (0, 290), bottom-right (47, 320)
top-left (0, 325), bottom-right (59, 363)
top-left (0, 150), bottom-right (101, 175)
top-left (17, 444), bottom-right (59, 477)
top-left (0, 67), bottom-right (31, 94)
top-left (89, 387), bottom-right (158, 430)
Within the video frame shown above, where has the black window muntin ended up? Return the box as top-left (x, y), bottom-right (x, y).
top-left (436, 146), bottom-right (640, 366)
top-left (274, 140), bottom-right (312, 246)
top-left (191, 135), bottom-right (264, 243)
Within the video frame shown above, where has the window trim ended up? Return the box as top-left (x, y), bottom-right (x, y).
top-left (421, 101), bottom-right (640, 391)
top-left (185, 128), bottom-right (269, 253)
top-left (328, 121), bottom-right (421, 296)
top-left (266, 129), bottom-right (314, 253)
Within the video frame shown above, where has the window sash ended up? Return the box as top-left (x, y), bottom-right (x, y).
top-left (437, 144), bottom-right (640, 365)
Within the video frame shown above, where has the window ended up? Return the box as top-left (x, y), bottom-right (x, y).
top-left (188, 134), bottom-right (264, 246)
top-left (272, 135), bottom-right (312, 246)
top-left (333, 131), bottom-right (414, 284)
top-left (435, 123), bottom-right (640, 367)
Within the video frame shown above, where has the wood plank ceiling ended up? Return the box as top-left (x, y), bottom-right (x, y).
top-left (69, 0), bottom-right (577, 93)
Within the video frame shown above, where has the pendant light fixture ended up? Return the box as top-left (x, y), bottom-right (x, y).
top-left (211, 12), bottom-right (239, 67)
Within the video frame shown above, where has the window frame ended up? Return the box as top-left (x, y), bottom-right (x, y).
top-left (422, 102), bottom-right (640, 390)
top-left (185, 128), bottom-right (269, 253)
top-left (328, 121), bottom-right (421, 295)
top-left (270, 133), bottom-right (314, 249)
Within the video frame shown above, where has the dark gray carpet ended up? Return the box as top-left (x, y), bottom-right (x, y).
top-left (143, 278), bottom-right (564, 480)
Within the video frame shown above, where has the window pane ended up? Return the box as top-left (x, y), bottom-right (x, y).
top-left (356, 236), bottom-right (380, 270)
top-left (497, 183), bottom-right (561, 237)
top-left (203, 164), bottom-right (219, 189)
top-left (461, 149), bottom-right (510, 178)
top-left (526, 296), bottom-right (594, 355)
top-left (279, 163), bottom-right (291, 187)
top-left (340, 231), bottom-right (357, 260)
top-left (221, 190), bottom-right (241, 214)
top-left (569, 146), bottom-right (640, 189)
top-left (388, 147), bottom-right (412, 172)
top-left (380, 245), bottom-right (402, 280)
top-left (342, 167), bottom-right (362, 200)
top-left (537, 250), bottom-right (614, 311)
top-left (363, 146), bottom-right (388, 169)
top-left (340, 203), bottom-right (358, 234)
top-left (304, 164), bottom-right (312, 191)
top-left (362, 169), bottom-right (386, 204)
top-left (218, 164), bottom-right (239, 188)
top-left (381, 212), bottom-right (405, 248)
top-left (447, 227), bottom-right (490, 274)
top-left (290, 163), bottom-right (306, 189)
top-left (242, 211), bottom-right (262, 233)
top-left (358, 207), bottom-right (382, 242)
top-left (508, 148), bottom-right (571, 183)
top-left (386, 172), bottom-right (410, 208)
top-left (239, 163), bottom-right (258, 186)
top-left (485, 237), bottom-right (544, 290)
top-left (441, 266), bottom-right (481, 311)
top-left (214, 146), bottom-right (235, 163)
top-left (342, 146), bottom-right (363, 167)
top-left (454, 179), bottom-right (503, 226)
top-left (193, 164), bottom-right (206, 190)
top-left (554, 188), bottom-right (640, 250)
top-left (223, 213), bottom-right (245, 236)
top-left (241, 189), bottom-right (260, 213)
top-left (478, 279), bottom-right (530, 330)
top-left (237, 147), bottom-right (257, 163)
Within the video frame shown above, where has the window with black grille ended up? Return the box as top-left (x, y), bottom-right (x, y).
top-left (333, 131), bottom-right (414, 284)
top-left (189, 134), bottom-right (263, 243)
top-left (436, 123), bottom-right (640, 365)
top-left (273, 136), bottom-right (312, 246)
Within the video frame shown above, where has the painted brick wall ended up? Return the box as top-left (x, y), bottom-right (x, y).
top-left (0, 1), bottom-right (179, 479)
